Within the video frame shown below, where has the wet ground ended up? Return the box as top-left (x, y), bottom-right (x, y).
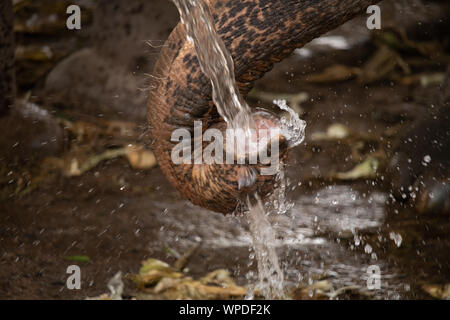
top-left (1, 1), bottom-right (449, 299)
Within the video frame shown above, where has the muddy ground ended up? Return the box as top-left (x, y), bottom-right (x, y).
top-left (0, 0), bottom-right (449, 299)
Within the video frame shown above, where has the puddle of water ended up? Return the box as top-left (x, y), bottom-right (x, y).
top-left (290, 185), bottom-right (386, 233)
top-left (153, 183), bottom-right (421, 299)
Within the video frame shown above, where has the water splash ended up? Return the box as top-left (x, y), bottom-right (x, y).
top-left (274, 99), bottom-right (306, 148)
top-left (271, 166), bottom-right (294, 215)
top-left (246, 194), bottom-right (285, 299)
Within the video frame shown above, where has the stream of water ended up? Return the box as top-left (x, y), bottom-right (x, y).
top-left (172, 0), bottom-right (306, 299)
top-left (172, 0), bottom-right (254, 131)
top-left (246, 194), bottom-right (285, 298)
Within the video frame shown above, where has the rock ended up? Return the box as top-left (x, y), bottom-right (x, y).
top-left (43, 0), bottom-right (179, 121)
top-left (45, 48), bottom-right (148, 120)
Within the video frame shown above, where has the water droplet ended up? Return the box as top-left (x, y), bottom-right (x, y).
top-left (389, 232), bottom-right (403, 247)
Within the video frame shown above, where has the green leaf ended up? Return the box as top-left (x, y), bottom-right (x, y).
top-left (65, 255), bottom-right (90, 263)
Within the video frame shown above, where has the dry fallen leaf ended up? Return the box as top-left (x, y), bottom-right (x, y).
top-left (422, 283), bottom-right (450, 300)
top-left (358, 45), bottom-right (410, 84)
top-left (132, 258), bottom-right (184, 288)
top-left (125, 144), bottom-right (157, 170)
top-left (305, 64), bottom-right (360, 83)
top-left (130, 258), bottom-right (248, 300)
top-left (293, 280), bottom-right (372, 300)
top-left (311, 123), bottom-right (350, 141)
top-left (335, 156), bottom-right (379, 180)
